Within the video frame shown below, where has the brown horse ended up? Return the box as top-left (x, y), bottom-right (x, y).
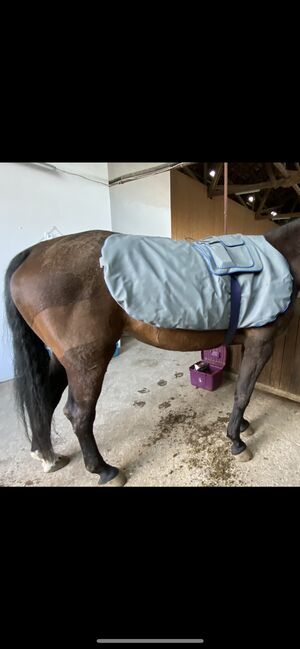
top-left (4, 221), bottom-right (300, 486)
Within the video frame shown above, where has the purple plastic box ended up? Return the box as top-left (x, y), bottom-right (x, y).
top-left (189, 346), bottom-right (227, 391)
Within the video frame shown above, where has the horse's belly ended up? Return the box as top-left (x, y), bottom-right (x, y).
top-left (124, 315), bottom-right (231, 351)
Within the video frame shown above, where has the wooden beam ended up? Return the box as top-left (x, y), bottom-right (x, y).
top-left (273, 162), bottom-right (300, 197)
top-left (256, 205), bottom-right (285, 220)
top-left (266, 162), bottom-right (276, 183)
top-left (213, 180), bottom-right (269, 195)
top-left (291, 197), bottom-right (299, 212)
top-left (204, 162), bottom-right (208, 187)
top-left (183, 167), bottom-right (201, 183)
top-left (212, 169), bottom-right (300, 196)
top-left (255, 188), bottom-right (271, 219)
top-left (273, 161), bottom-right (288, 177)
top-left (270, 212), bottom-right (300, 221)
top-left (255, 213), bottom-right (273, 221)
top-left (293, 184), bottom-right (300, 196)
top-left (254, 203), bottom-right (283, 220)
top-left (236, 194), bottom-right (248, 208)
top-left (208, 162), bottom-right (223, 198)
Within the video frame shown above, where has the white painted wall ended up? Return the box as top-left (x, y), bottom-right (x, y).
top-left (108, 163), bottom-right (171, 237)
top-left (0, 163), bottom-right (111, 382)
top-left (1, 162), bottom-right (172, 382)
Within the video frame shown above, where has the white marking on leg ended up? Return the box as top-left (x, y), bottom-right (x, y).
top-left (31, 449), bottom-right (57, 472)
top-left (42, 459), bottom-right (56, 473)
top-left (31, 450), bottom-right (44, 461)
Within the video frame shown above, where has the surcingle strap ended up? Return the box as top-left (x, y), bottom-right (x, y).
top-left (224, 275), bottom-right (242, 346)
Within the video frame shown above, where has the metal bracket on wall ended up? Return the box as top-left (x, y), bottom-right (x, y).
top-left (40, 226), bottom-right (63, 241)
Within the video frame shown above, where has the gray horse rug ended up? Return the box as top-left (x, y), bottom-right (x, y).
top-left (100, 233), bottom-right (293, 332)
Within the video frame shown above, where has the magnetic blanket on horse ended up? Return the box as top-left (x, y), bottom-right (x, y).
top-left (100, 233), bottom-right (293, 331)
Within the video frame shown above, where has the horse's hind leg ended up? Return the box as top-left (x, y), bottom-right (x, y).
top-left (62, 342), bottom-right (126, 487)
top-left (237, 344), bottom-right (253, 436)
top-left (227, 336), bottom-right (274, 461)
top-left (30, 353), bottom-right (69, 473)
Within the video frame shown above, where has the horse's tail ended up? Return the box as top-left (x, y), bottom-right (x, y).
top-left (4, 249), bottom-right (51, 440)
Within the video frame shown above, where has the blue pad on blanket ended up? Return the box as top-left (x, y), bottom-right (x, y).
top-left (193, 234), bottom-right (263, 274)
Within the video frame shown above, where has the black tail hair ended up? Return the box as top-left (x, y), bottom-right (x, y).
top-left (4, 249), bottom-right (52, 441)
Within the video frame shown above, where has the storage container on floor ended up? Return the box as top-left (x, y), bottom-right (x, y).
top-left (189, 346), bottom-right (227, 391)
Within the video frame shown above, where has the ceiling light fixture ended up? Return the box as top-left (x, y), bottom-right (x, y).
top-left (209, 169), bottom-right (216, 178)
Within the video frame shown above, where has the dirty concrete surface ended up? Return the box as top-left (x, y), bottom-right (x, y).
top-left (1, 336), bottom-right (300, 487)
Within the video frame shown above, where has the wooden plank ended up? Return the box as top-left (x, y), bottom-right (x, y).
top-left (225, 371), bottom-right (300, 403)
top-left (279, 312), bottom-right (300, 393)
top-left (252, 382), bottom-right (300, 403)
top-left (226, 302), bottom-right (300, 398)
top-left (287, 309), bottom-right (300, 395)
top-left (171, 170), bottom-right (226, 240)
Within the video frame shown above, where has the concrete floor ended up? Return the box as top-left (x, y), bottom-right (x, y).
top-left (1, 336), bottom-right (300, 486)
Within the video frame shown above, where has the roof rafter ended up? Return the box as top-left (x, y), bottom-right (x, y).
top-left (211, 169), bottom-right (300, 196)
top-left (271, 211), bottom-right (300, 221)
top-left (255, 188), bottom-right (272, 219)
top-left (207, 162), bottom-right (223, 198)
top-left (177, 163), bottom-right (300, 222)
top-left (273, 162), bottom-right (300, 197)
top-left (184, 167), bottom-right (201, 183)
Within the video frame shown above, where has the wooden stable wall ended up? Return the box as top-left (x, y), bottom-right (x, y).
top-left (171, 169), bottom-right (278, 239)
top-left (229, 299), bottom-right (300, 402)
top-left (171, 170), bottom-right (300, 402)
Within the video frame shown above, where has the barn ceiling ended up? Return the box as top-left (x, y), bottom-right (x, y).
top-left (180, 162), bottom-right (300, 224)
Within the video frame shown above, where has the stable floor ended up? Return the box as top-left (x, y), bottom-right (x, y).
top-left (1, 337), bottom-right (300, 487)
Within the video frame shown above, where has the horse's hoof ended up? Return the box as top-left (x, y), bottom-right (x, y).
top-left (42, 455), bottom-right (70, 473)
top-left (233, 447), bottom-right (253, 462)
top-left (241, 424), bottom-right (254, 438)
top-left (99, 467), bottom-right (127, 487)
